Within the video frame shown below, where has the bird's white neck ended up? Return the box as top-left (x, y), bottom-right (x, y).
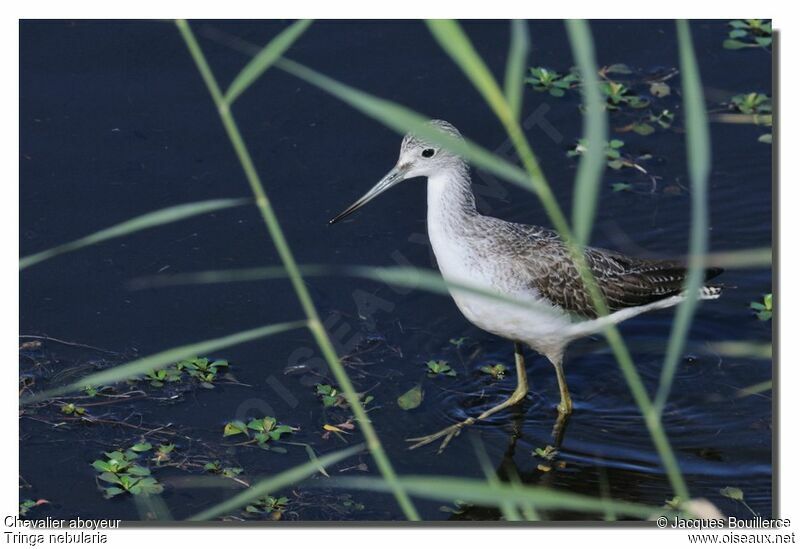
top-left (426, 161), bottom-right (480, 288)
top-left (426, 161), bottom-right (477, 227)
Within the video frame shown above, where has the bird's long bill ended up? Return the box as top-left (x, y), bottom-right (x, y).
top-left (328, 166), bottom-right (407, 225)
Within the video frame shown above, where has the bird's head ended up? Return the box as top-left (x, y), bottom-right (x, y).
top-left (329, 119), bottom-right (464, 224)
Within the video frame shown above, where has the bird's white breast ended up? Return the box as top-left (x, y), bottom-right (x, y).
top-left (426, 174), bottom-right (573, 356)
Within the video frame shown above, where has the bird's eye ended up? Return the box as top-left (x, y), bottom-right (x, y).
top-left (422, 148), bottom-right (435, 158)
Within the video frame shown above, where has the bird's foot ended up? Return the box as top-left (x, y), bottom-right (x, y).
top-left (406, 417), bottom-right (476, 453)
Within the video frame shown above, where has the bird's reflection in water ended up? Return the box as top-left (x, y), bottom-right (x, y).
top-left (443, 403), bottom-right (573, 521)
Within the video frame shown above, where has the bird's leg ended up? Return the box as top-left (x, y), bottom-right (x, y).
top-left (407, 342), bottom-right (529, 453)
top-left (551, 409), bottom-right (571, 447)
top-left (548, 351), bottom-right (573, 415)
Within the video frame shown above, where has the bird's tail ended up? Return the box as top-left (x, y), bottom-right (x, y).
top-left (699, 285), bottom-right (723, 300)
top-left (699, 267), bottom-right (724, 300)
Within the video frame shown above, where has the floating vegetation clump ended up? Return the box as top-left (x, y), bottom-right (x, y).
top-left (223, 416), bottom-right (297, 450)
top-left (92, 442), bottom-right (164, 498)
top-left (244, 495), bottom-right (289, 520)
top-left (397, 384), bottom-right (424, 411)
top-left (525, 67), bottom-right (579, 97)
top-left (731, 92), bottom-right (772, 116)
top-left (750, 293), bottom-right (773, 321)
top-left (131, 356), bottom-right (234, 390)
top-left (479, 364), bottom-right (508, 380)
top-left (617, 109), bottom-right (675, 136)
top-left (315, 383), bottom-right (374, 409)
top-left (567, 139), bottom-right (649, 173)
top-left (723, 20), bottom-right (772, 50)
top-left (60, 402), bottom-right (86, 416)
top-left (425, 360), bottom-right (456, 378)
top-left (720, 486), bottom-right (758, 517)
top-left (204, 460), bottom-right (244, 479)
top-left (19, 499), bottom-right (48, 517)
top-left (602, 80), bottom-right (649, 110)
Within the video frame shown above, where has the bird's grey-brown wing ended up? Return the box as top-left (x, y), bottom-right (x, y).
top-left (513, 228), bottom-right (722, 318)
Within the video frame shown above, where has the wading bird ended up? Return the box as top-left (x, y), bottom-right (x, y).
top-left (329, 120), bottom-right (722, 452)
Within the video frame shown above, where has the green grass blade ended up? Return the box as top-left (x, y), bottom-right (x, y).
top-left (187, 444), bottom-right (364, 521)
top-left (566, 20), bottom-right (607, 248)
top-left (19, 198), bottom-right (248, 270)
top-left (129, 264), bottom-right (555, 315)
top-left (21, 320), bottom-right (307, 404)
top-left (736, 380), bottom-right (772, 397)
top-left (274, 57), bottom-right (531, 189)
top-left (504, 20), bottom-right (530, 122)
top-left (710, 341), bottom-right (772, 360)
top-left (701, 247), bottom-right (771, 268)
top-left (426, 20), bottom-right (513, 124)
top-left (333, 475), bottom-right (656, 518)
top-left (654, 21), bottom-right (712, 413)
top-left (224, 20), bottom-right (313, 105)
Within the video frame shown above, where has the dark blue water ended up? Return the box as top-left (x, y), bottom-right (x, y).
top-left (20, 20), bottom-right (772, 521)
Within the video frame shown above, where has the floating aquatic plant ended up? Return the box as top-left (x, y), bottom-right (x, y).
top-left (223, 416), bottom-right (296, 449)
top-left (60, 402), bottom-right (86, 416)
top-left (533, 445), bottom-right (559, 461)
top-left (315, 383), bottom-right (374, 409)
top-left (244, 495), bottom-right (289, 519)
top-left (602, 81), bottom-right (649, 110)
top-left (479, 364), bottom-right (508, 380)
top-left (19, 499), bottom-right (48, 517)
top-left (618, 109), bottom-right (675, 136)
top-left (397, 384), bottom-right (424, 410)
top-left (425, 360), bottom-right (456, 378)
top-left (177, 357), bottom-right (231, 388)
top-left (750, 293), bottom-right (772, 321)
top-left (720, 486), bottom-right (758, 517)
top-left (153, 443), bottom-right (175, 464)
top-left (525, 67), bottom-right (579, 97)
top-left (204, 460), bottom-right (244, 479)
top-left (611, 182), bottom-right (633, 193)
top-left (144, 368), bottom-right (181, 387)
top-left (731, 92), bottom-right (772, 116)
top-left (92, 441), bottom-right (164, 498)
top-left (723, 20), bottom-right (772, 50)
top-left (727, 93), bottom-right (772, 143)
top-left (568, 139), bottom-right (648, 173)
top-left (130, 356), bottom-right (232, 389)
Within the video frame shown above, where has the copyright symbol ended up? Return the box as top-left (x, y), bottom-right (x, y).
top-left (657, 516), bottom-right (668, 528)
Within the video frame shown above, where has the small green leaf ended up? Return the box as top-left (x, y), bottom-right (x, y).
top-left (130, 442), bottom-right (152, 453)
top-left (127, 465), bottom-right (152, 477)
top-left (397, 384), bottom-right (424, 410)
top-left (223, 421), bottom-right (249, 437)
top-left (723, 39), bottom-right (751, 50)
top-left (720, 486), bottom-right (744, 501)
top-left (92, 460), bottom-right (112, 472)
top-left (649, 82), bottom-right (671, 98)
top-left (633, 123), bottom-right (655, 136)
top-left (611, 182), bottom-right (633, 193)
top-left (99, 472), bottom-right (121, 484)
top-left (103, 487), bottom-right (125, 498)
top-left (605, 63), bottom-right (632, 74)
